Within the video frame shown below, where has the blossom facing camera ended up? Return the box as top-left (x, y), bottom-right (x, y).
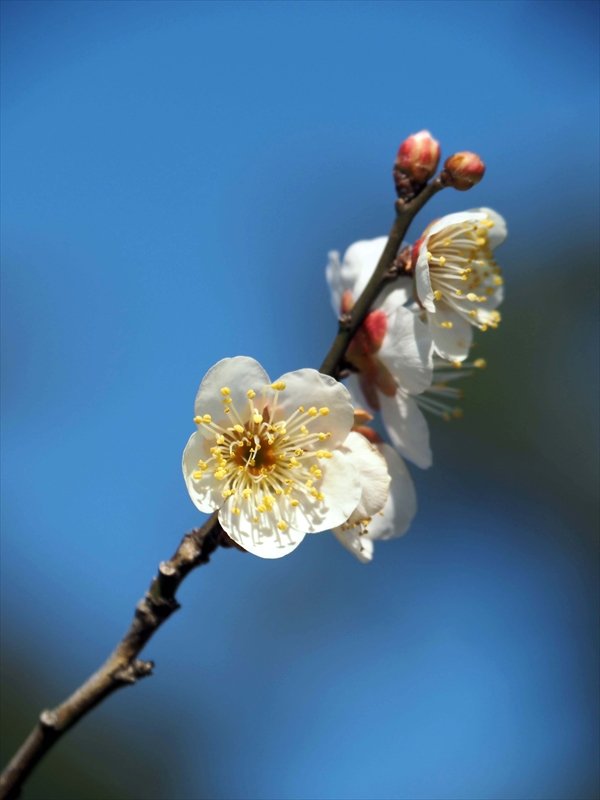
top-left (394, 130), bottom-right (441, 186)
top-left (443, 152), bottom-right (485, 191)
top-left (413, 208), bottom-right (507, 361)
top-left (183, 356), bottom-right (364, 559)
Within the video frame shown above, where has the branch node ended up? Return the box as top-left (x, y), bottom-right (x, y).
top-left (114, 659), bottom-right (154, 685)
top-left (338, 312), bottom-right (352, 331)
top-left (158, 561), bottom-right (177, 578)
top-left (39, 711), bottom-right (59, 730)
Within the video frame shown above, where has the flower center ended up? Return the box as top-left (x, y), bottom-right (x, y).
top-left (192, 384), bottom-right (334, 528)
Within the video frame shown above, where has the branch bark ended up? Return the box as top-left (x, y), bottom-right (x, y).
top-left (0, 174), bottom-right (444, 800)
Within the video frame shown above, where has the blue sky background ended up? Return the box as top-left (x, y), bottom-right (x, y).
top-left (1, 2), bottom-right (599, 798)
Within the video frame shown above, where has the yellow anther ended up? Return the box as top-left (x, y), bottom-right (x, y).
top-left (222, 397), bottom-right (232, 405)
top-left (316, 492), bottom-right (325, 501)
top-left (284, 487), bottom-right (293, 495)
top-left (192, 471), bottom-right (203, 480)
top-left (216, 435), bottom-right (225, 445)
top-left (275, 488), bottom-right (282, 495)
top-left (271, 381), bottom-right (286, 391)
top-left (486, 287), bottom-right (494, 295)
top-left (310, 488), bottom-right (318, 497)
top-left (294, 448), bottom-right (303, 456)
top-left (197, 460), bottom-right (207, 469)
top-left (253, 516), bottom-right (259, 522)
top-left (323, 451), bottom-right (332, 458)
top-left (438, 256), bottom-right (446, 266)
top-left (317, 432), bottom-right (327, 441)
top-left (465, 268), bottom-right (472, 274)
top-left (231, 507), bottom-right (241, 515)
top-left (300, 425), bottom-right (308, 435)
top-left (461, 274), bottom-right (468, 281)
top-left (224, 407), bottom-right (230, 413)
top-left (467, 293), bottom-right (478, 302)
top-left (308, 407), bottom-right (318, 417)
top-left (481, 324), bottom-right (488, 332)
top-left (289, 457), bottom-right (300, 467)
top-left (193, 416), bottom-right (202, 424)
top-left (234, 424), bottom-right (244, 434)
top-left (319, 407), bottom-right (329, 416)
top-left (316, 450), bottom-right (324, 459)
top-left (277, 520), bottom-right (288, 531)
top-left (257, 504), bottom-right (266, 513)
top-left (203, 414), bottom-right (212, 423)
top-left (451, 360), bottom-right (461, 369)
top-left (222, 489), bottom-right (233, 498)
top-left (253, 414), bottom-right (263, 425)
top-left (443, 238), bottom-right (451, 246)
top-left (214, 470), bottom-right (226, 480)
top-left (474, 358), bottom-right (487, 369)
top-left (470, 310), bottom-right (477, 317)
top-left (220, 387), bottom-right (231, 396)
top-left (299, 406), bottom-right (305, 412)
top-left (242, 488), bottom-right (252, 499)
top-left (246, 389), bottom-right (256, 399)
top-left (476, 237), bottom-right (486, 246)
top-left (453, 408), bottom-right (463, 419)
top-left (441, 321), bottom-right (453, 329)
top-left (456, 289), bottom-right (463, 296)
top-left (427, 251), bottom-right (433, 261)
top-left (433, 290), bottom-right (443, 301)
top-left (493, 276), bottom-right (503, 286)
top-left (305, 480), bottom-right (313, 487)
top-left (290, 499), bottom-right (299, 507)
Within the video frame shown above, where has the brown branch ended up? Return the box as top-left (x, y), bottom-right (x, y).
top-left (0, 172), bottom-right (445, 800)
top-left (0, 512), bottom-right (231, 800)
top-left (319, 177), bottom-right (444, 377)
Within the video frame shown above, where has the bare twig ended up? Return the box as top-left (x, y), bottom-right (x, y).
top-left (0, 173), bottom-right (444, 800)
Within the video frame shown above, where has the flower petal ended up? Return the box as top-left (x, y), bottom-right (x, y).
top-left (378, 305), bottom-right (433, 395)
top-left (340, 431), bottom-right (390, 523)
top-left (194, 356), bottom-right (271, 432)
top-left (426, 210), bottom-right (486, 240)
top-left (367, 444), bottom-right (416, 540)
top-left (219, 499), bottom-right (306, 559)
top-left (427, 307), bottom-right (473, 361)
top-left (182, 431), bottom-right (224, 513)
top-left (283, 449), bottom-right (361, 533)
top-left (469, 207), bottom-right (507, 251)
top-left (415, 241), bottom-right (435, 312)
top-left (332, 527), bottom-right (374, 563)
top-left (273, 368), bottom-right (354, 450)
top-left (379, 390), bottom-right (432, 469)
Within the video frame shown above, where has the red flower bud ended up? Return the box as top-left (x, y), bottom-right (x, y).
top-left (443, 152), bottom-right (485, 191)
top-left (394, 130), bottom-right (441, 185)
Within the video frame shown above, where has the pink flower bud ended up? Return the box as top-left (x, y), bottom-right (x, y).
top-left (394, 130), bottom-right (441, 185)
top-left (443, 152), bottom-right (485, 191)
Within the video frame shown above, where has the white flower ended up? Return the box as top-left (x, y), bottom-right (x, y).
top-left (326, 240), bottom-right (434, 469)
top-left (332, 437), bottom-right (417, 563)
top-left (412, 208), bottom-right (507, 361)
top-left (182, 356), bottom-right (365, 559)
top-left (326, 237), bottom-right (412, 316)
top-left (415, 354), bottom-right (488, 421)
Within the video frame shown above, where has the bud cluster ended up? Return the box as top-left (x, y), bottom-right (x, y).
top-left (393, 131), bottom-right (485, 198)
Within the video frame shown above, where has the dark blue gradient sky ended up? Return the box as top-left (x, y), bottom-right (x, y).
top-left (2, 2), bottom-right (599, 798)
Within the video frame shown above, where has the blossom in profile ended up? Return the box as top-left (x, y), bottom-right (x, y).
top-left (412, 208), bottom-right (507, 361)
top-left (326, 241), bottom-right (434, 468)
top-left (332, 431), bottom-right (417, 563)
top-left (183, 356), bottom-right (368, 559)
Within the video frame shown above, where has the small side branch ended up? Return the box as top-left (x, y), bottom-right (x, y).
top-left (0, 512), bottom-right (228, 800)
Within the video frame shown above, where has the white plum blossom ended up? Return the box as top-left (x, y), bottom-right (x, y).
top-left (333, 435), bottom-right (417, 563)
top-left (412, 208), bottom-right (507, 361)
top-left (183, 356), bottom-right (368, 559)
top-left (326, 240), bottom-right (434, 468)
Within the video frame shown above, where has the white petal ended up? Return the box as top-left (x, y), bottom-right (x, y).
top-left (376, 277), bottom-right (413, 309)
top-left (427, 308), bottom-right (473, 361)
top-left (283, 450), bottom-right (362, 533)
top-left (415, 242), bottom-right (435, 312)
top-left (182, 431), bottom-right (224, 513)
top-left (345, 373), bottom-right (370, 412)
top-left (379, 390), bottom-right (432, 469)
top-left (194, 356), bottom-right (271, 432)
top-left (340, 431), bottom-right (390, 523)
top-left (366, 444), bottom-right (416, 541)
top-left (469, 207), bottom-right (507, 251)
top-left (426, 210), bottom-right (487, 239)
top-left (378, 305), bottom-right (433, 395)
top-left (273, 368), bottom-right (354, 450)
top-left (219, 500), bottom-right (305, 560)
top-left (332, 527), bottom-right (374, 563)
top-left (344, 236), bottom-right (388, 300)
top-left (325, 250), bottom-right (346, 315)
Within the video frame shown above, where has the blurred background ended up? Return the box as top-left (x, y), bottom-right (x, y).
top-left (1, 1), bottom-right (598, 798)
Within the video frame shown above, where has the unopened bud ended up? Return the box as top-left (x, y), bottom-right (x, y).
top-left (394, 130), bottom-right (441, 186)
top-left (442, 152), bottom-right (485, 191)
